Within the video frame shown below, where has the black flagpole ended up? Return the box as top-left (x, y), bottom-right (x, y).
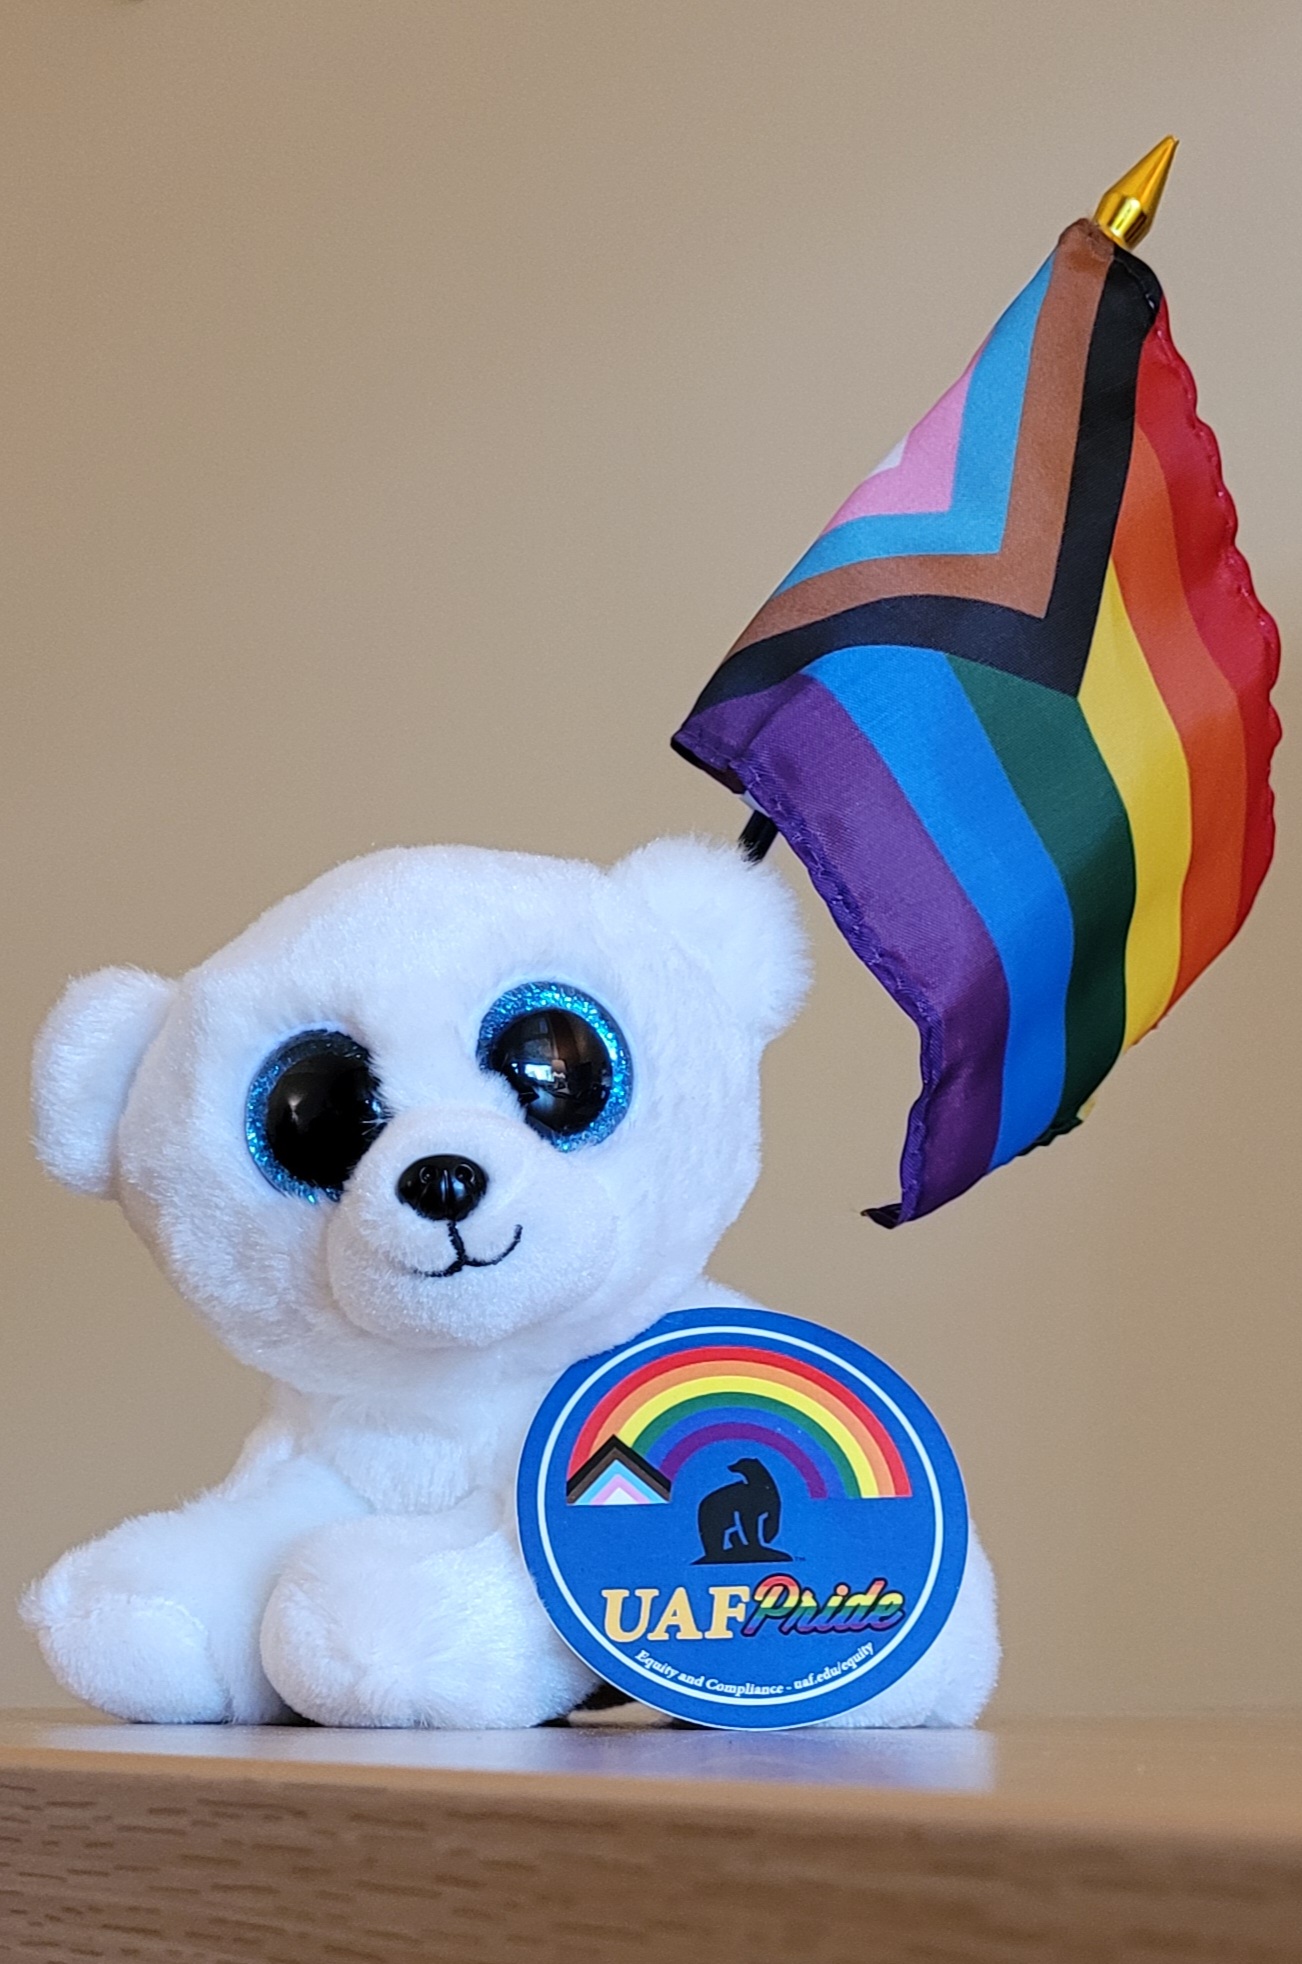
top-left (738, 811), bottom-right (778, 862)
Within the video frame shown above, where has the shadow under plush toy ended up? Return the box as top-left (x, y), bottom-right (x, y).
top-left (24, 842), bottom-right (998, 1727)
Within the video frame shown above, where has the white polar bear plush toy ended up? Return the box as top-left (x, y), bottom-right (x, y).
top-left (24, 839), bottom-right (998, 1728)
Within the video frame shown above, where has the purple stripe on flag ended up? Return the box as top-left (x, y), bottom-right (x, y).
top-left (676, 673), bottom-right (1009, 1219)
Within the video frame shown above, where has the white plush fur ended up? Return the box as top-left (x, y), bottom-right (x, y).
top-left (32, 968), bottom-right (175, 1196)
top-left (24, 839), bottom-right (999, 1727)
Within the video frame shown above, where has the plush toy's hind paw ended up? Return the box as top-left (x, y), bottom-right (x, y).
top-left (22, 1523), bottom-right (291, 1724)
top-left (260, 1517), bottom-right (596, 1728)
top-left (22, 1562), bottom-right (286, 1724)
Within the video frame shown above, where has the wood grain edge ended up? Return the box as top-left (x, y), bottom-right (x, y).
top-left (2, 1729), bottom-right (1301, 1844)
top-left (2, 1759), bottom-right (1302, 1964)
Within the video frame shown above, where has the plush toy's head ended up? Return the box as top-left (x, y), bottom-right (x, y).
top-left (32, 842), bottom-right (808, 1397)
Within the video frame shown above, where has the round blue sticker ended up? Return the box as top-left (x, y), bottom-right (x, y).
top-left (517, 1307), bottom-right (968, 1729)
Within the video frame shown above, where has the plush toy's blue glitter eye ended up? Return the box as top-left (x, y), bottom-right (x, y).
top-left (476, 983), bottom-right (631, 1150)
top-left (246, 1030), bottom-right (387, 1201)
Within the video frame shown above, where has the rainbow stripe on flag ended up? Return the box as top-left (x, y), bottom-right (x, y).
top-left (674, 220), bottom-right (1279, 1223)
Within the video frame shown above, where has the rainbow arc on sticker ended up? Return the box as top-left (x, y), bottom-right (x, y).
top-left (564, 1344), bottom-right (911, 1504)
top-left (674, 215), bottom-right (1279, 1223)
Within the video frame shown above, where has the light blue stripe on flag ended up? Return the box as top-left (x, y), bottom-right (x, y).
top-left (811, 642), bottom-right (1075, 1165)
top-left (777, 255), bottom-right (1053, 591)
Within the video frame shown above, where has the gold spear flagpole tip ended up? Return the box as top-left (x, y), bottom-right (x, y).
top-left (1094, 134), bottom-right (1178, 251)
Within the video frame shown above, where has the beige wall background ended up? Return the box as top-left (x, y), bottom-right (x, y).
top-left (2, 0), bottom-right (1299, 1717)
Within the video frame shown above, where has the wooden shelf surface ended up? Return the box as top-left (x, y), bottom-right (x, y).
top-left (2, 1709), bottom-right (1301, 1961)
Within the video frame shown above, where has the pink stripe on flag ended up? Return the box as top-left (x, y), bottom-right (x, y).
top-left (821, 356), bottom-right (976, 531)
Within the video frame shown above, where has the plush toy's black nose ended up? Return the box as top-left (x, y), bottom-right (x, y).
top-left (397, 1155), bottom-right (489, 1223)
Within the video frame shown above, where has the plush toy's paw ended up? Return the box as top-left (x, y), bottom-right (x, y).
top-left (260, 1516), bottom-right (596, 1728)
top-left (24, 1582), bottom-right (229, 1723)
top-left (816, 1530), bottom-right (1000, 1730)
top-left (23, 1529), bottom-right (288, 1724)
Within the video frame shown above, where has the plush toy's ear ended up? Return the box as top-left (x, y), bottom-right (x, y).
top-left (32, 968), bottom-right (176, 1196)
top-left (614, 836), bottom-right (810, 1042)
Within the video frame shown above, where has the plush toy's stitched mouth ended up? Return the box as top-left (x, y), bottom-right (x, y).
top-left (407, 1223), bottom-right (523, 1281)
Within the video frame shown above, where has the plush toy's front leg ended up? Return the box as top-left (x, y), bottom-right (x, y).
top-left (22, 1456), bottom-right (366, 1723)
top-left (260, 1499), bottom-right (597, 1728)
